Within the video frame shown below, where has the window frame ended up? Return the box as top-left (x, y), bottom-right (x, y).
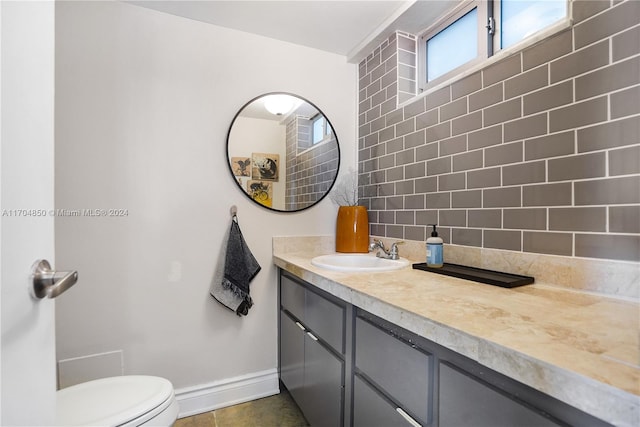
top-left (311, 114), bottom-right (331, 145)
top-left (494, 0), bottom-right (569, 52)
top-left (418, 0), bottom-right (489, 92)
top-left (417, 0), bottom-right (570, 95)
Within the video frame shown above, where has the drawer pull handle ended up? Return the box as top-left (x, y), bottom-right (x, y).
top-left (295, 322), bottom-right (306, 331)
top-left (396, 407), bottom-right (422, 427)
top-left (306, 332), bottom-right (319, 341)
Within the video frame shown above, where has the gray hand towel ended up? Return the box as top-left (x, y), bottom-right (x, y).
top-left (210, 216), bottom-right (261, 316)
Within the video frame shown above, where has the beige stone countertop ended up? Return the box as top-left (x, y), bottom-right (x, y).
top-left (273, 244), bottom-right (639, 427)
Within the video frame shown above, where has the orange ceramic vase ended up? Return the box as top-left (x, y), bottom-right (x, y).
top-left (335, 206), bottom-right (369, 253)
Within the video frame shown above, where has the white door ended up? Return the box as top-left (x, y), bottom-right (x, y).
top-left (1, 1), bottom-right (57, 425)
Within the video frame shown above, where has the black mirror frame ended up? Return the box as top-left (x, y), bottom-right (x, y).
top-left (226, 92), bottom-right (341, 213)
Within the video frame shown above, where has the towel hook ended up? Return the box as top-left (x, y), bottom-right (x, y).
top-left (230, 205), bottom-right (238, 222)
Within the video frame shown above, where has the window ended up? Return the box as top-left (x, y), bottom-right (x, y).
top-left (419, 0), bottom-right (567, 91)
top-left (427, 8), bottom-right (479, 82)
top-left (500, 0), bottom-right (566, 49)
top-left (420, 1), bottom-right (488, 87)
top-left (312, 114), bottom-right (332, 145)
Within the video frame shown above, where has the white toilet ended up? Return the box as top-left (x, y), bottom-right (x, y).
top-left (56, 375), bottom-right (179, 426)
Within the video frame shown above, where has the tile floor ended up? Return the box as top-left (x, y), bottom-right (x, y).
top-left (174, 390), bottom-right (309, 427)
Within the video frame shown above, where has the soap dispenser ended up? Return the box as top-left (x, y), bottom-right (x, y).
top-left (426, 224), bottom-right (443, 268)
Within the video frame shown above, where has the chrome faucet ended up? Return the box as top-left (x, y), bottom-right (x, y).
top-left (369, 239), bottom-right (404, 260)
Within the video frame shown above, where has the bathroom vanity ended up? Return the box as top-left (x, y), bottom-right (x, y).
top-left (274, 237), bottom-right (639, 427)
top-left (279, 270), bottom-right (609, 427)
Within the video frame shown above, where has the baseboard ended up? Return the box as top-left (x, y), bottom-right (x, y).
top-left (174, 368), bottom-right (280, 418)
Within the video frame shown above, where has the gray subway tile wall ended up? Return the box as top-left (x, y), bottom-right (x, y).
top-left (285, 116), bottom-right (339, 210)
top-left (609, 145), bottom-right (640, 176)
top-left (357, 1), bottom-right (640, 262)
top-left (549, 207), bottom-right (607, 232)
top-left (573, 0), bottom-right (640, 49)
top-left (524, 131), bottom-right (574, 160)
top-left (610, 205), bottom-right (640, 233)
top-left (613, 25), bottom-right (640, 61)
top-left (469, 209), bottom-right (502, 228)
top-left (484, 229), bottom-right (522, 251)
top-left (611, 86), bottom-right (640, 118)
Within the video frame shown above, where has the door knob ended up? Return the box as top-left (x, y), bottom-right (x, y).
top-left (31, 259), bottom-right (78, 299)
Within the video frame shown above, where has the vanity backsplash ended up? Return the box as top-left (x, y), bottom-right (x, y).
top-left (274, 235), bottom-right (639, 300)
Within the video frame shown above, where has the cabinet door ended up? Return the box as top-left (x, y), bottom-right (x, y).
top-left (280, 311), bottom-right (305, 406)
top-left (303, 332), bottom-right (343, 427)
top-left (355, 317), bottom-right (431, 424)
top-left (353, 376), bottom-right (422, 427)
top-left (439, 363), bottom-right (561, 427)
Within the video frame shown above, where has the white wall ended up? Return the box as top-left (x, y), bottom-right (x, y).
top-left (229, 116), bottom-right (286, 210)
top-left (54, 0), bottom-right (356, 405)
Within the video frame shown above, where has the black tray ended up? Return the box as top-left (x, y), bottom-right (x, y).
top-left (412, 263), bottom-right (534, 288)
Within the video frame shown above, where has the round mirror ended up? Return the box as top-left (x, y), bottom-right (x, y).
top-left (226, 93), bottom-right (340, 212)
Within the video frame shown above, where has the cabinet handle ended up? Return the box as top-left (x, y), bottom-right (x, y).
top-left (306, 332), bottom-right (319, 341)
top-left (396, 407), bottom-right (422, 427)
top-left (295, 321), bottom-right (306, 331)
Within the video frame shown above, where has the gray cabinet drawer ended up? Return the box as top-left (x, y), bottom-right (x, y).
top-left (439, 363), bottom-right (561, 427)
top-left (305, 288), bottom-right (344, 354)
top-left (355, 316), bottom-right (431, 424)
top-left (280, 274), bottom-right (304, 320)
top-left (353, 376), bottom-right (421, 427)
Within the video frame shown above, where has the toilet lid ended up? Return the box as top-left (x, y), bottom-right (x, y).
top-left (57, 375), bottom-right (174, 426)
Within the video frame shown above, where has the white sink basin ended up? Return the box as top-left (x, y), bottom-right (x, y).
top-left (311, 253), bottom-right (410, 272)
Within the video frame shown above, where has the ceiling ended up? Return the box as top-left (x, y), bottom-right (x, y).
top-left (128, 0), bottom-right (457, 63)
